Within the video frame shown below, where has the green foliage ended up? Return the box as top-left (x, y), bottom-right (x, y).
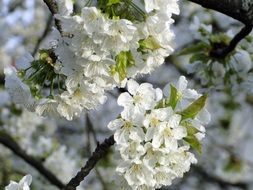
top-left (155, 85), bottom-right (180, 109)
top-left (181, 121), bottom-right (202, 154)
top-left (139, 36), bottom-right (161, 52)
top-left (179, 33), bottom-right (231, 64)
top-left (20, 49), bottom-right (66, 99)
top-left (168, 85), bottom-right (180, 109)
top-left (178, 95), bottom-right (207, 120)
top-left (107, 0), bottom-right (120, 6)
top-left (179, 42), bottom-right (210, 64)
top-left (184, 135), bottom-right (202, 154)
top-left (110, 51), bottom-right (135, 80)
top-left (179, 42), bottom-right (209, 56)
top-left (97, 0), bottom-right (145, 21)
top-left (189, 53), bottom-right (210, 64)
top-left (210, 33), bottom-right (230, 45)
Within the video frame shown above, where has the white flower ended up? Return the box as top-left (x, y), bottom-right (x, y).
top-left (5, 0), bottom-right (180, 121)
top-left (117, 161), bottom-right (156, 187)
top-left (108, 118), bottom-right (145, 145)
top-left (102, 19), bottom-right (138, 53)
top-left (163, 76), bottom-right (200, 109)
top-left (148, 114), bottom-right (186, 150)
top-left (5, 175), bottom-right (32, 190)
top-left (118, 79), bottom-right (162, 112)
top-left (57, 0), bottom-right (73, 15)
top-left (144, 0), bottom-right (180, 16)
top-left (143, 108), bottom-right (173, 128)
top-left (81, 7), bottom-right (108, 36)
top-left (232, 50), bottom-right (252, 73)
top-left (36, 99), bottom-right (60, 118)
top-left (16, 52), bottom-right (33, 70)
top-left (144, 0), bottom-right (159, 13)
top-left (108, 77), bottom-right (209, 190)
top-left (4, 67), bottom-right (35, 108)
top-left (44, 146), bottom-right (78, 183)
top-left (119, 140), bottom-right (146, 161)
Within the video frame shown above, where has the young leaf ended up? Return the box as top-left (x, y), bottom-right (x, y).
top-left (155, 99), bottom-right (166, 109)
top-left (107, 0), bottom-right (120, 6)
top-left (139, 36), bottom-right (161, 51)
top-left (184, 135), bottom-right (202, 154)
top-left (168, 84), bottom-right (180, 109)
top-left (179, 42), bottom-right (209, 55)
top-left (189, 53), bottom-right (209, 64)
top-left (155, 85), bottom-right (180, 109)
top-left (111, 51), bottom-right (135, 81)
top-left (181, 121), bottom-right (200, 135)
top-left (178, 95), bottom-right (207, 120)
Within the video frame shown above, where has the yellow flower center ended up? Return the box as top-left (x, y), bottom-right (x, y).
top-left (133, 95), bottom-right (142, 104)
top-left (150, 117), bottom-right (159, 126)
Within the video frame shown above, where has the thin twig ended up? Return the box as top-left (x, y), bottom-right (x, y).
top-left (86, 114), bottom-right (108, 190)
top-left (0, 131), bottom-right (65, 189)
top-left (43, 0), bottom-right (63, 34)
top-left (210, 25), bottom-right (253, 58)
top-left (62, 135), bottom-right (115, 190)
top-left (0, 75), bottom-right (4, 86)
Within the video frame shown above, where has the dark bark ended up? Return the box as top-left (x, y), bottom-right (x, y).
top-left (62, 135), bottom-right (115, 190)
top-left (43, 0), bottom-right (63, 34)
top-left (210, 25), bottom-right (253, 58)
top-left (188, 0), bottom-right (253, 26)
top-left (188, 0), bottom-right (253, 58)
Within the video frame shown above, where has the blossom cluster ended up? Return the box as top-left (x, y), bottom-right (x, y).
top-left (5, 0), bottom-right (179, 120)
top-left (108, 76), bottom-right (210, 189)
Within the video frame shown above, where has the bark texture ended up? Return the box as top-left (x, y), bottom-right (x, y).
top-left (188, 0), bottom-right (253, 26)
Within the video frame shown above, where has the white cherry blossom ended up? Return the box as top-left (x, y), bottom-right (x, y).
top-left (5, 175), bottom-right (32, 190)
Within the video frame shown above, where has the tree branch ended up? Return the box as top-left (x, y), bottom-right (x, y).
top-left (210, 25), bottom-right (253, 58)
top-left (0, 132), bottom-right (65, 189)
top-left (43, 0), bottom-right (63, 34)
top-left (62, 135), bottom-right (115, 190)
top-left (187, 0), bottom-right (253, 58)
top-left (86, 114), bottom-right (108, 190)
top-left (0, 75), bottom-right (4, 86)
top-left (187, 0), bottom-right (253, 26)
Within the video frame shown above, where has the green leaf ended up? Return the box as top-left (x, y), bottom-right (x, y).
top-left (210, 33), bottom-right (230, 45)
top-left (155, 99), bottom-right (166, 109)
top-left (168, 84), bottom-right (180, 109)
top-left (155, 85), bottom-right (180, 109)
top-left (178, 95), bottom-right (207, 120)
top-left (111, 51), bottom-right (135, 81)
top-left (139, 36), bottom-right (161, 51)
top-left (179, 42), bottom-right (209, 55)
top-left (107, 0), bottom-right (120, 6)
top-left (189, 53), bottom-right (209, 63)
top-left (181, 121), bottom-right (200, 135)
top-left (181, 121), bottom-right (201, 154)
top-left (184, 135), bottom-right (202, 154)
